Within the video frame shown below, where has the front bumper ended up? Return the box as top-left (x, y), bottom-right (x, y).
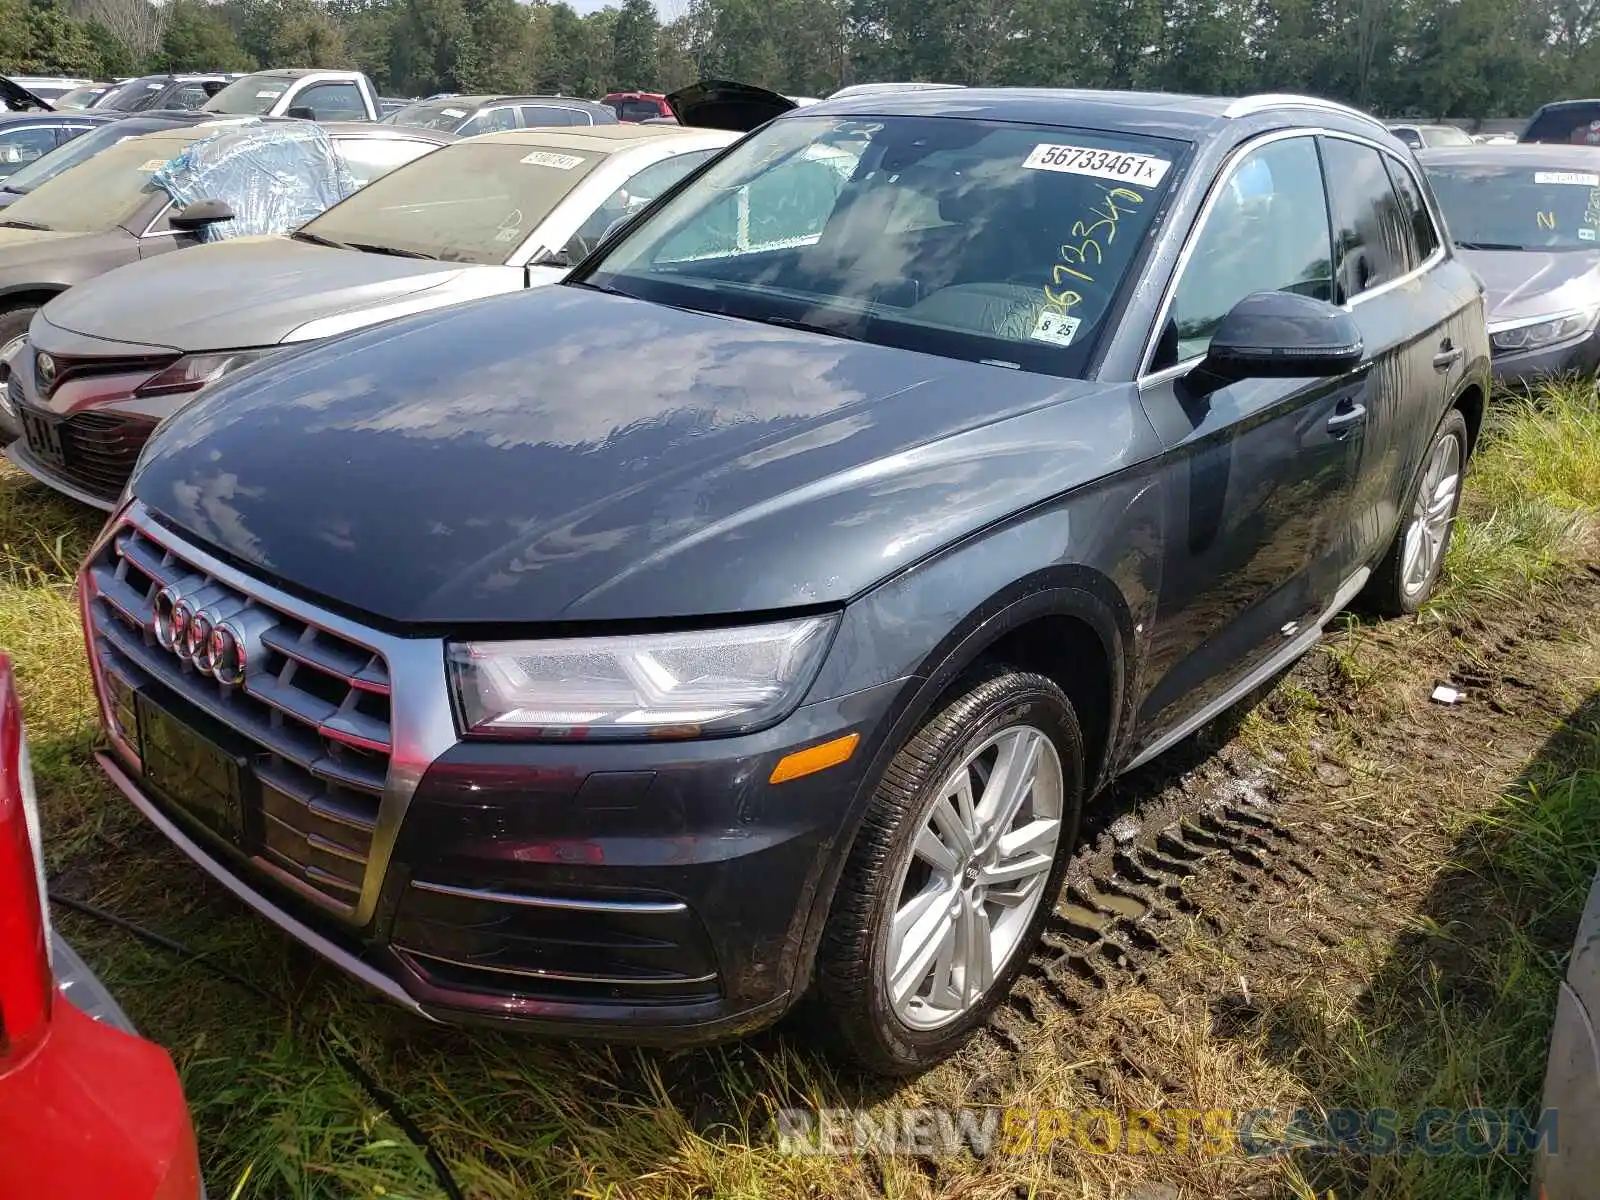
top-left (1490, 329), bottom-right (1600, 386)
top-left (82, 503), bottom-right (905, 1042)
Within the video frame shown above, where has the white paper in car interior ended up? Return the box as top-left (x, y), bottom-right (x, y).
top-left (1534, 171), bottom-right (1600, 186)
top-left (136, 158), bottom-right (168, 172)
top-left (520, 151), bottom-right (585, 170)
top-left (1023, 143), bottom-right (1170, 186)
top-left (442, 108), bottom-right (466, 118)
top-left (256, 90), bottom-right (280, 99)
top-left (1030, 309), bottom-right (1081, 347)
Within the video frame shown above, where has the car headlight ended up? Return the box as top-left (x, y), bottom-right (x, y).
top-left (447, 614), bottom-right (838, 740)
top-left (133, 348), bottom-right (277, 397)
top-left (1489, 307), bottom-right (1600, 353)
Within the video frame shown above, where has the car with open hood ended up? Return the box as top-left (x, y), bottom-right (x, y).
top-left (0, 121), bottom-right (450, 465)
top-left (1420, 143), bottom-right (1600, 383)
top-left (7, 123), bottom-right (730, 509)
top-left (79, 86), bottom-right (1487, 1074)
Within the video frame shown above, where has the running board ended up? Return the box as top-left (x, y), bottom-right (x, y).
top-left (1123, 567), bottom-right (1371, 773)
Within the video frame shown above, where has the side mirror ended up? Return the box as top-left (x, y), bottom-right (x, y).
top-left (286, 105), bottom-right (315, 121)
top-left (169, 198), bottom-right (236, 231)
top-left (1192, 290), bottom-right (1363, 393)
top-left (528, 246), bottom-right (571, 269)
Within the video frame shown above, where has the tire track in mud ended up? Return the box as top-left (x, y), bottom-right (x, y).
top-left (979, 568), bottom-right (1599, 1055)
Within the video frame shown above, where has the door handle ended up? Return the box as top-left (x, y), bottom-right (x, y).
top-left (1433, 346), bottom-right (1463, 372)
top-left (1327, 401), bottom-right (1367, 434)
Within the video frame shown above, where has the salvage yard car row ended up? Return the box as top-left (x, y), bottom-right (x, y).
top-left (0, 73), bottom-right (1595, 1194)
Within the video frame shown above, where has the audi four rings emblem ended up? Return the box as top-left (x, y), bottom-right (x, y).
top-left (152, 579), bottom-right (267, 686)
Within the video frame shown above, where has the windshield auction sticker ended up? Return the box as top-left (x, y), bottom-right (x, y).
top-left (520, 151), bottom-right (585, 170)
top-left (1534, 171), bottom-right (1600, 186)
top-left (1023, 144), bottom-right (1171, 185)
top-left (1030, 309), bottom-right (1081, 347)
top-left (136, 159), bottom-right (168, 172)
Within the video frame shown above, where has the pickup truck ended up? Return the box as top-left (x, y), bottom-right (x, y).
top-left (201, 69), bottom-right (383, 123)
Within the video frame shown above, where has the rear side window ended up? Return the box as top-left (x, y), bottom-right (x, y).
top-left (294, 83), bottom-right (366, 121)
top-left (1155, 135), bottom-right (1333, 368)
top-left (1319, 137), bottom-right (1413, 300)
top-left (1390, 127), bottom-right (1422, 149)
top-left (521, 105), bottom-right (581, 128)
top-left (1383, 156), bottom-right (1440, 265)
top-left (1522, 105), bottom-right (1600, 145)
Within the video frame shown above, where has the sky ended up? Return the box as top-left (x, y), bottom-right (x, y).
top-left (565, 0), bottom-right (683, 16)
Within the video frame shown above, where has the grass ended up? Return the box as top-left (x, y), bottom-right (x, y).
top-left (1, 378), bottom-right (1598, 1199)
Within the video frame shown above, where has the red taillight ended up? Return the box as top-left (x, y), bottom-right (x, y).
top-left (0, 655), bottom-right (51, 1065)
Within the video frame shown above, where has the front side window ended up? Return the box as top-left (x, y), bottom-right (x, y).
top-left (584, 115), bottom-right (1184, 378)
top-left (300, 140), bottom-right (607, 263)
top-left (0, 127), bottom-right (70, 179)
top-left (1, 123), bottom-right (139, 194)
top-left (1320, 137), bottom-right (1413, 300)
top-left (166, 84), bottom-right (211, 111)
top-left (566, 148), bottom-right (718, 257)
top-left (203, 74), bottom-right (291, 116)
top-left (1154, 136), bottom-right (1333, 368)
top-left (1424, 160), bottom-right (1600, 251)
top-left (294, 83), bottom-right (366, 121)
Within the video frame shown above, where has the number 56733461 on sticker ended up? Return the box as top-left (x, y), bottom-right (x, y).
top-left (1023, 143), bottom-right (1171, 185)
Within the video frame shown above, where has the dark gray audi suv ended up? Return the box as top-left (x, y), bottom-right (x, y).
top-left (77, 86), bottom-right (1489, 1073)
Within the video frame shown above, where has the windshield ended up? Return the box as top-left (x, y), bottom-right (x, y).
top-left (609, 99), bottom-right (663, 122)
top-left (301, 140), bottom-right (606, 263)
top-left (98, 78), bottom-right (169, 112)
top-left (0, 133), bottom-right (196, 232)
top-left (1425, 162), bottom-right (1600, 250)
top-left (55, 86), bottom-right (106, 110)
top-left (583, 115), bottom-right (1183, 378)
top-left (0, 122), bottom-right (146, 195)
top-left (386, 100), bottom-right (473, 132)
top-left (203, 74), bottom-right (289, 116)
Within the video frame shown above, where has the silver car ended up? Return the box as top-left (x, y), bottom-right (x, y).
top-left (7, 124), bottom-right (737, 509)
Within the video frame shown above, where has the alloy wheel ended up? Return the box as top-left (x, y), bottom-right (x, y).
top-left (884, 724), bottom-right (1064, 1030)
top-left (1401, 429), bottom-right (1463, 599)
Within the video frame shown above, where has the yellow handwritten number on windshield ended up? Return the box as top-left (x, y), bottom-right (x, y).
top-left (1044, 185), bottom-right (1145, 312)
top-left (1537, 211), bottom-right (1556, 230)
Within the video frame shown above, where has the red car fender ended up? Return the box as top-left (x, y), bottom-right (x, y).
top-left (0, 978), bottom-right (200, 1199)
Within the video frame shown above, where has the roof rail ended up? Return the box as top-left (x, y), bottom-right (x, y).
top-left (1223, 93), bottom-right (1387, 130)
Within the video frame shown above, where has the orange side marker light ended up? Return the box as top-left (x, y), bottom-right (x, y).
top-left (769, 733), bottom-right (860, 784)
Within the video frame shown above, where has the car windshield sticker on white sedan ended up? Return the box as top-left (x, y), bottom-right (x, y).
top-left (1030, 309), bottom-right (1081, 347)
top-left (256, 90), bottom-right (281, 99)
top-left (1534, 171), bottom-right (1600, 186)
top-left (1023, 143), bottom-right (1171, 185)
top-left (442, 108), bottom-right (466, 118)
top-left (520, 151), bottom-right (585, 170)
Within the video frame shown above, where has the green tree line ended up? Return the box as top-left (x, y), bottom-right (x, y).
top-left (1, 0), bottom-right (1592, 117)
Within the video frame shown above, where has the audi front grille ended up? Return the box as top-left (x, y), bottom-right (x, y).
top-left (84, 519), bottom-right (393, 914)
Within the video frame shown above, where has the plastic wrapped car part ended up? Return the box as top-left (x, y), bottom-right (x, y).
top-left (152, 121), bottom-right (358, 242)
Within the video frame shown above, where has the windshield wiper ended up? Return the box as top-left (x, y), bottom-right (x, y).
top-left (0, 218), bottom-right (50, 231)
top-left (291, 230), bottom-right (349, 250)
top-left (751, 313), bottom-right (864, 342)
top-left (345, 241), bottom-right (437, 260)
top-left (1455, 241), bottom-right (1527, 251)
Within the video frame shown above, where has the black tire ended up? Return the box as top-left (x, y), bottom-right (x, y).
top-left (1361, 407), bottom-right (1471, 617)
top-left (815, 665), bottom-right (1084, 1074)
top-left (0, 305), bottom-right (36, 388)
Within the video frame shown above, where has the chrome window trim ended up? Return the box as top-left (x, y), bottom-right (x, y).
top-left (1136, 126), bottom-right (1446, 388)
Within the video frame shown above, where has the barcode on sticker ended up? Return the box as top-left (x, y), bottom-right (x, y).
top-left (1030, 309), bottom-right (1081, 348)
top-left (1023, 143), bottom-right (1170, 185)
top-left (1535, 171), bottom-right (1600, 186)
top-left (520, 151), bottom-right (585, 170)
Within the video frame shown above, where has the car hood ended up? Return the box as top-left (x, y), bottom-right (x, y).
top-left (0, 226), bottom-right (120, 276)
top-left (1458, 247), bottom-right (1600, 325)
top-left (133, 285), bottom-right (1137, 626)
top-left (41, 236), bottom-right (514, 352)
top-left (666, 80), bottom-right (797, 132)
